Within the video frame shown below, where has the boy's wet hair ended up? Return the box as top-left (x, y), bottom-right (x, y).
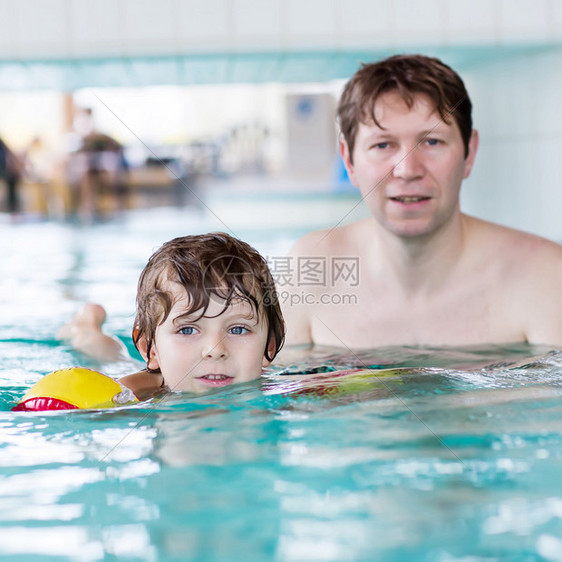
top-left (133, 232), bottom-right (285, 367)
top-left (337, 54), bottom-right (473, 162)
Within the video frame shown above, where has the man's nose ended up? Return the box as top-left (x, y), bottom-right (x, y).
top-left (392, 146), bottom-right (425, 180)
top-left (201, 334), bottom-right (228, 359)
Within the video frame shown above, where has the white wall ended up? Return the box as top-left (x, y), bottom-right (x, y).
top-left (285, 93), bottom-right (337, 180)
top-left (461, 49), bottom-right (562, 241)
top-left (1, 0), bottom-right (562, 240)
top-left (0, 0), bottom-right (561, 61)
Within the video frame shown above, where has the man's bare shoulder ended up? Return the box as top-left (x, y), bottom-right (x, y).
top-left (289, 219), bottom-right (369, 257)
top-left (282, 221), bottom-right (369, 347)
top-left (469, 217), bottom-right (562, 266)
top-left (468, 217), bottom-right (562, 345)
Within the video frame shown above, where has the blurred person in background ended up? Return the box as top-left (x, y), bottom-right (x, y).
top-left (0, 136), bottom-right (24, 214)
top-left (68, 107), bottom-right (128, 220)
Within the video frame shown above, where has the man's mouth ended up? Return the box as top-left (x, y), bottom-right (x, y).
top-left (390, 196), bottom-right (431, 203)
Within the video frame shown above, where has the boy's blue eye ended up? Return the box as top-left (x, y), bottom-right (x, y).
top-left (179, 326), bottom-right (197, 335)
top-left (229, 326), bottom-right (249, 335)
top-left (425, 138), bottom-right (440, 146)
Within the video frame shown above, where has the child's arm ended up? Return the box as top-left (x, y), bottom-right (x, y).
top-left (58, 304), bottom-right (167, 401)
top-left (119, 370), bottom-right (167, 401)
top-left (57, 303), bottom-right (128, 362)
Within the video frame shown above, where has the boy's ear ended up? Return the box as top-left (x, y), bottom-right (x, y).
top-left (135, 332), bottom-right (160, 371)
top-left (262, 337), bottom-right (277, 367)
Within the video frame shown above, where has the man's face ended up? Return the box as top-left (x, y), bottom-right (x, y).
top-left (341, 91), bottom-right (478, 240)
top-left (144, 282), bottom-right (271, 393)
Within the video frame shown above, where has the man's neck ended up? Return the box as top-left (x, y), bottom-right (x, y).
top-left (368, 212), bottom-right (470, 296)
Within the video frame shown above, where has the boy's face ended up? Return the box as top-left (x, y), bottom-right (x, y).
top-left (142, 282), bottom-right (272, 393)
top-left (340, 91), bottom-right (478, 239)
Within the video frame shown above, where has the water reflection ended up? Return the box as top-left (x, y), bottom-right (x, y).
top-left (1, 214), bottom-right (561, 560)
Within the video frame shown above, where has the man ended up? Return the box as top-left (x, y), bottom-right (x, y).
top-left (283, 54), bottom-right (562, 349)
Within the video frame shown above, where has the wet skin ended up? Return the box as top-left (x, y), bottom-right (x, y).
top-left (340, 91), bottom-right (478, 240)
top-left (141, 283), bottom-right (272, 393)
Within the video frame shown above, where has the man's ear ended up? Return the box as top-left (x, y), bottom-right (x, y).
top-left (339, 137), bottom-right (358, 187)
top-left (463, 129), bottom-right (479, 179)
top-left (135, 332), bottom-right (160, 371)
top-left (262, 337), bottom-right (277, 367)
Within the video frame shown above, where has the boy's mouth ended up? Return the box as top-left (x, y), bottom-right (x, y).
top-left (197, 374), bottom-right (235, 387)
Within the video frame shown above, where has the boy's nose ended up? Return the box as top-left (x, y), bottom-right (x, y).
top-left (392, 146), bottom-right (424, 180)
top-left (202, 335), bottom-right (228, 360)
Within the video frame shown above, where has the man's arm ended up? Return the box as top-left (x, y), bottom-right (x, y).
top-left (522, 245), bottom-right (562, 347)
top-left (281, 233), bottom-right (319, 347)
top-left (282, 292), bottom-right (313, 346)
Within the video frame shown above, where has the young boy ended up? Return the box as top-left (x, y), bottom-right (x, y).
top-left (58, 233), bottom-right (285, 400)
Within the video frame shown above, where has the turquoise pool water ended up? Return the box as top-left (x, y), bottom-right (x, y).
top-left (1, 209), bottom-right (562, 561)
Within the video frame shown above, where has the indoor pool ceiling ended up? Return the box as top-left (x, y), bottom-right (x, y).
top-left (1, 0), bottom-right (561, 90)
top-left (0, 45), bottom-right (558, 91)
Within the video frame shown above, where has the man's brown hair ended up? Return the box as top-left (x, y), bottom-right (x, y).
top-left (133, 233), bottom-right (285, 368)
top-left (337, 54), bottom-right (473, 161)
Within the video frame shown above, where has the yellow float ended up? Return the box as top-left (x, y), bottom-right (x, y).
top-left (12, 367), bottom-right (138, 411)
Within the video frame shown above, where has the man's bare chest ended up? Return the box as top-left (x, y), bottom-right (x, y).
top-left (308, 281), bottom-right (521, 348)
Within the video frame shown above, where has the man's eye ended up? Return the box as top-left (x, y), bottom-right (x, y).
top-left (179, 326), bottom-right (197, 335)
top-left (372, 142), bottom-right (389, 150)
top-left (425, 138), bottom-right (441, 146)
top-left (229, 326), bottom-right (249, 335)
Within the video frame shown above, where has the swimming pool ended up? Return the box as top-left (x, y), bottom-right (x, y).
top-left (1, 207), bottom-right (561, 561)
